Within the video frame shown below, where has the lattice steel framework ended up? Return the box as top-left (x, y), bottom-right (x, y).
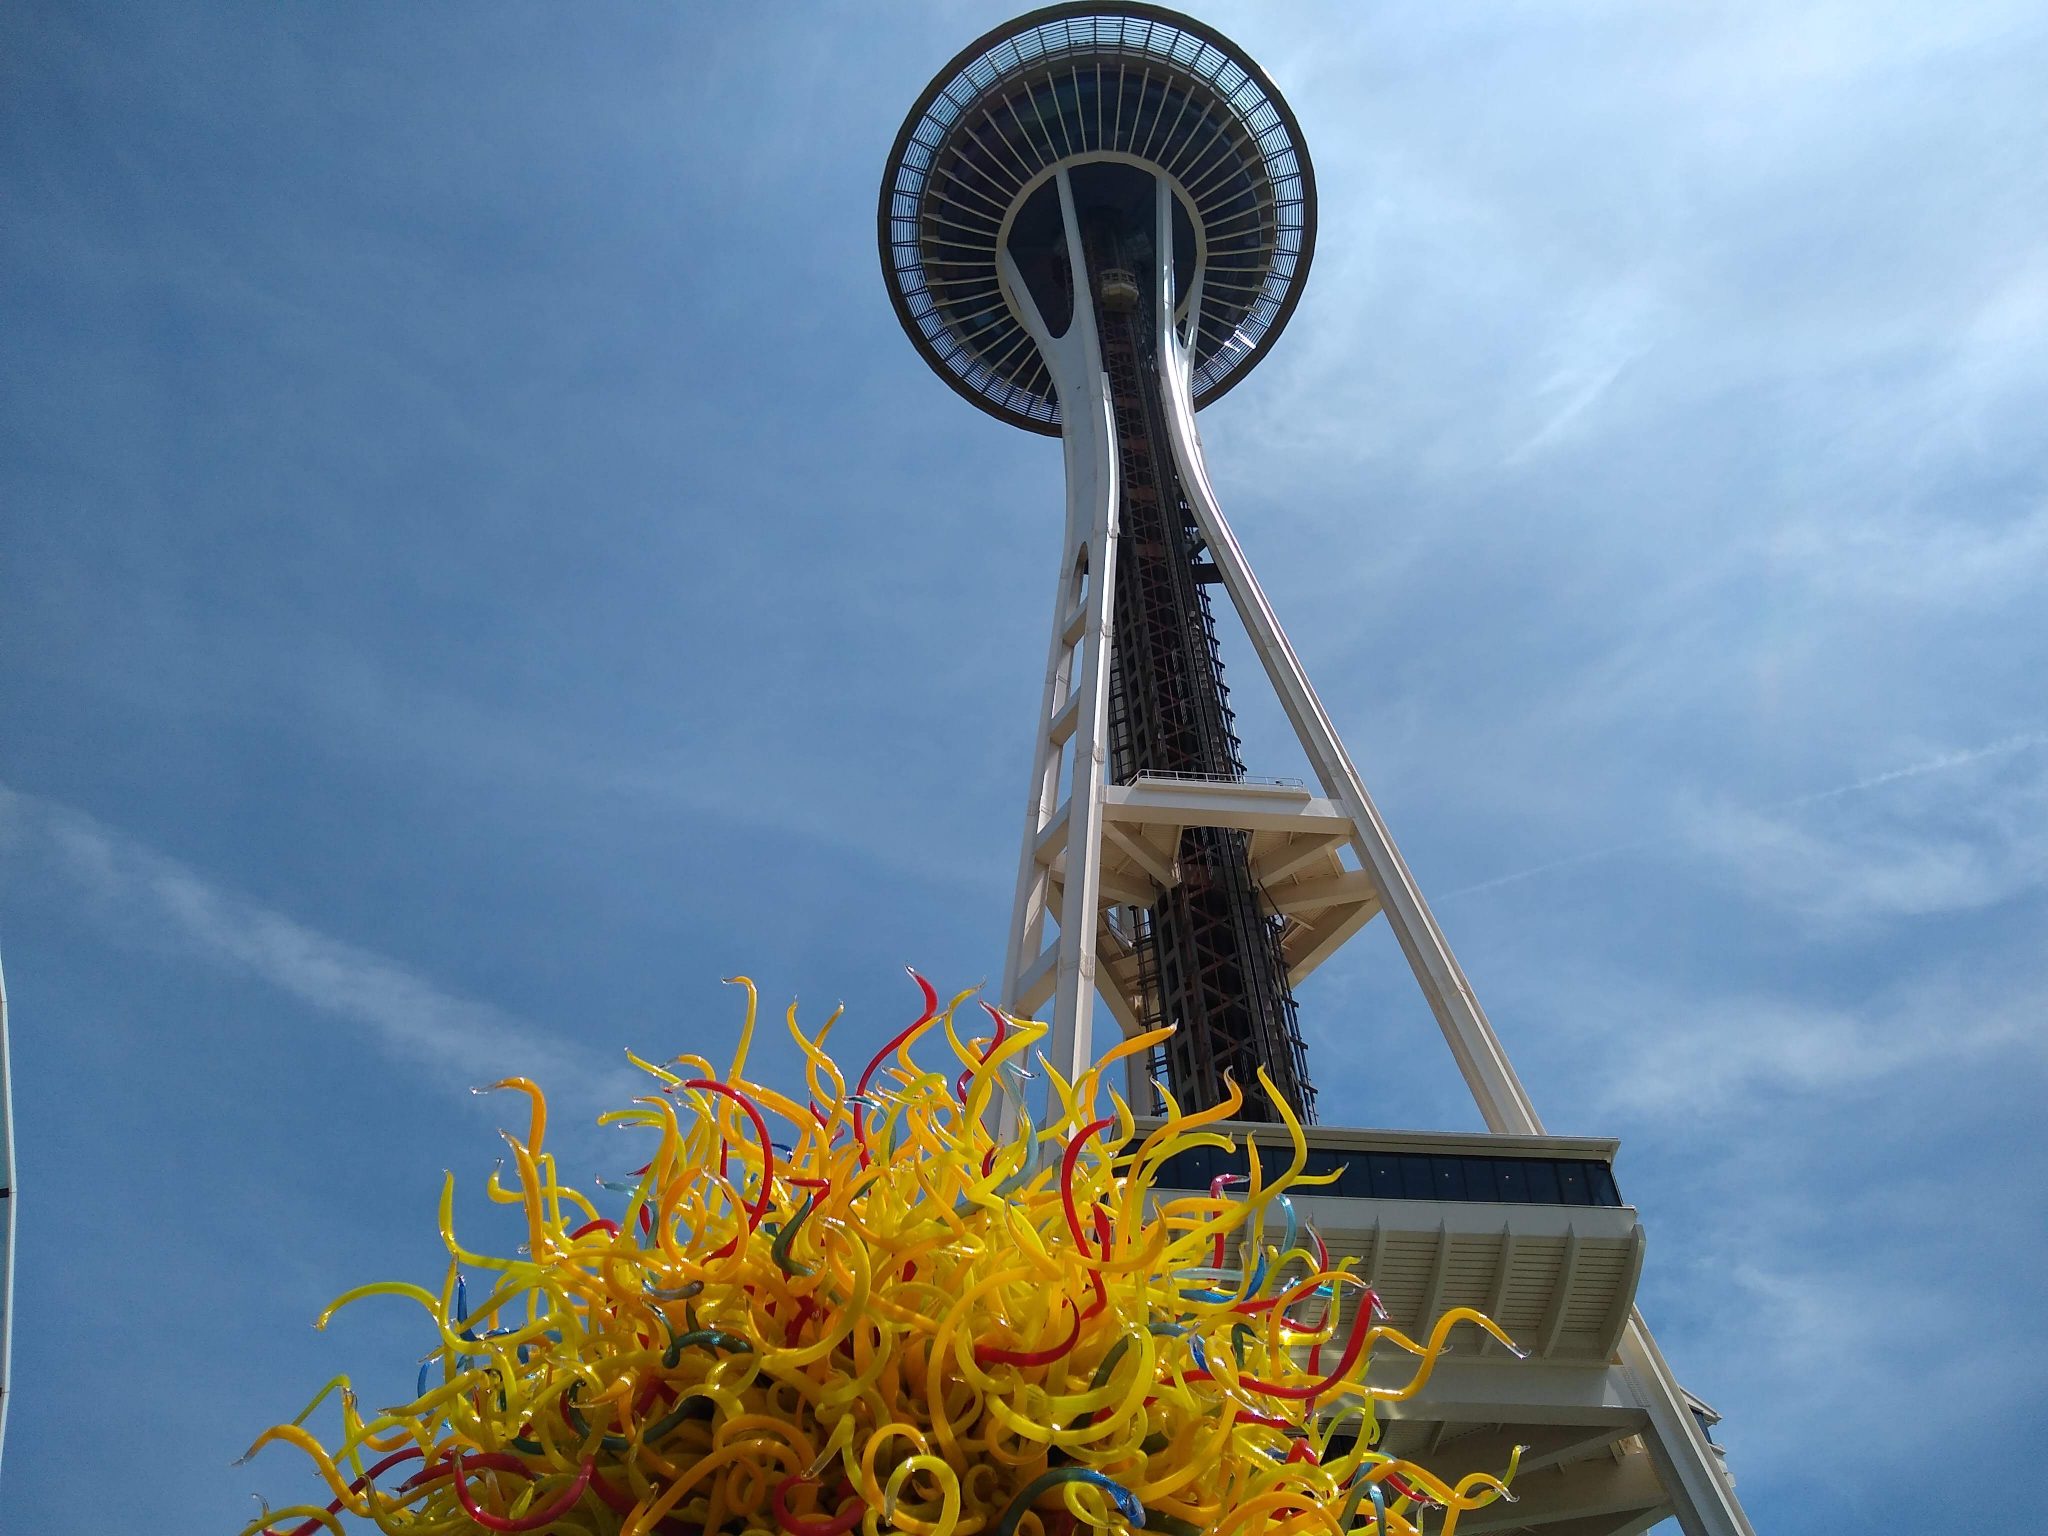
top-left (1089, 225), bottom-right (1313, 1122)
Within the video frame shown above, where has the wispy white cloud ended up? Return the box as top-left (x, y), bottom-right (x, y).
top-left (1671, 0), bottom-right (2045, 102)
top-left (1573, 964), bottom-right (2047, 1119)
top-left (1505, 279), bottom-right (1665, 464)
top-left (1506, 923), bottom-right (2048, 1490)
top-left (0, 782), bottom-right (600, 1098)
top-left (1669, 1223), bottom-right (2047, 1491)
top-left (1769, 502), bottom-right (2048, 609)
top-left (1440, 733), bottom-right (2048, 903)
top-left (1677, 744), bottom-right (2048, 932)
top-left (1595, 970), bottom-right (2048, 1495)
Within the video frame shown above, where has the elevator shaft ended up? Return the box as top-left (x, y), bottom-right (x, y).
top-left (1086, 234), bottom-right (1316, 1126)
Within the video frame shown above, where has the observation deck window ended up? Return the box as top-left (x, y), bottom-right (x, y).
top-left (1146, 1140), bottom-right (1625, 1209)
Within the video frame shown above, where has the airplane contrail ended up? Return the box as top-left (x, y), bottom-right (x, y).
top-left (1781, 732), bottom-right (2048, 807)
top-left (1437, 730), bottom-right (2048, 903)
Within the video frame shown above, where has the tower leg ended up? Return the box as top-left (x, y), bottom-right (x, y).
top-left (1153, 306), bottom-right (1755, 1536)
top-left (996, 169), bottom-right (1123, 1108)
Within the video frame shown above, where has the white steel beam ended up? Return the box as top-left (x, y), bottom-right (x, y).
top-left (1280, 895), bottom-right (1380, 986)
top-left (1102, 821), bottom-right (1175, 889)
top-left (1425, 1422), bottom-right (1639, 1481)
top-left (1509, 1515), bottom-right (1669, 1536)
top-left (1266, 869), bottom-right (1378, 914)
top-left (1453, 1452), bottom-right (1668, 1535)
top-left (1249, 829), bottom-right (1351, 886)
top-left (1013, 943), bottom-right (1058, 1017)
top-left (1540, 1225), bottom-right (1584, 1360)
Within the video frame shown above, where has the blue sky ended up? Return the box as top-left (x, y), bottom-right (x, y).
top-left (3, 2), bottom-right (2045, 1530)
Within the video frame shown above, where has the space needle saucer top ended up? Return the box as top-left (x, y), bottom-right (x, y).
top-left (878, 3), bottom-right (1317, 435)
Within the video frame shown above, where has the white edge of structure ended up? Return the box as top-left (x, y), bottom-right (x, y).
top-left (0, 948), bottom-right (15, 1479)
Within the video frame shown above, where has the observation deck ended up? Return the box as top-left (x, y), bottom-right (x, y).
top-left (1140, 1120), bottom-right (1727, 1533)
top-left (878, 3), bottom-right (1316, 433)
top-left (1140, 1120), bottom-right (1645, 1367)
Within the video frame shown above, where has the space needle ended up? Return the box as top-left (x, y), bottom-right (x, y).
top-left (882, 2), bottom-right (1318, 1125)
top-left (881, 7), bottom-right (1757, 1532)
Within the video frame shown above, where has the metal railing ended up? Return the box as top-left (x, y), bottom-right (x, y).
top-left (1126, 768), bottom-right (1306, 790)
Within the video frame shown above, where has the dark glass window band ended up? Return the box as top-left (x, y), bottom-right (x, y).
top-left (1147, 1144), bottom-right (1625, 1208)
